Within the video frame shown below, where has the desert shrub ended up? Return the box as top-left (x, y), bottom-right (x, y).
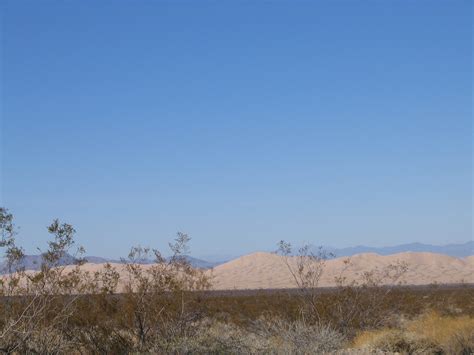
top-left (163, 320), bottom-right (259, 354)
top-left (276, 241), bottom-right (334, 325)
top-left (115, 234), bottom-right (211, 352)
top-left (160, 316), bottom-right (345, 354)
top-left (277, 240), bottom-right (409, 336)
top-left (0, 208), bottom-right (212, 354)
top-left (253, 316), bottom-right (346, 353)
top-left (67, 236), bottom-right (212, 353)
top-left (328, 258), bottom-right (409, 334)
top-left (0, 210), bottom-right (87, 353)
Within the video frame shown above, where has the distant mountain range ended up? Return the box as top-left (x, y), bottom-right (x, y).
top-left (328, 241), bottom-right (473, 258)
top-left (0, 254), bottom-right (218, 274)
top-left (81, 255), bottom-right (219, 269)
top-left (202, 241), bottom-right (474, 263)
top-left (1, 241), bottom-right (471, 274)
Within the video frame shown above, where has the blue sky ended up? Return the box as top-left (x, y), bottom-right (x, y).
top-left (1, 1), bottom-right (472, 258)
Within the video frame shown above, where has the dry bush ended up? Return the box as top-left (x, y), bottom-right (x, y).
top-left (159, 316), bottom-right (345, 354)
top-left (253, 316), bottom-right (346, 353)
top-left (163, 319), bottom-right (259, 354)
top-left (277, 241), bottom-right (333, 325)
top-left (67, 235), bottom-right (212, 354)
top-left (0, 208), bottom-right (212, 354)
top-left (277, 240), bottom-right (408, 335)
top-left (116, 233), bottom-right (211, 352)
top-left (0, 210), bottom-right (87, 353)
top-left (329, 258), bottom-right (409, 334)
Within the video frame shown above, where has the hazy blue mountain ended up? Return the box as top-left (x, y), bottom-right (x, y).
top-left (0, 254), bottom-right (79, 274)
top-left (1, 241), bottom-right (471, 274)
top-left (84, 255), bottom-right (220, 269)
top-left (0, 254), bottom-right (220, 274)
top-left (328, 241), bottom-right (473, 258)
top-left (181, 256), bottom-right (221, 269)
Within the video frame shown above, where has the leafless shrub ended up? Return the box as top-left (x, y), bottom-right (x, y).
top-left (331, 257), bottom-right (409, 333)
top-left (0, 210), bottom-right (86, 353)
top-left (277, 240), bottom-right (409, 335)
top-left (253, 316), bottom-right (346, 353)
top-left (0, 208), bottom-right (212, 353)
top-left (160, 316), bottom-right (345, 354)
top-left (276, 240), bottom-right (334, 325)
top-left (161, 319), bottom-right (257, 354)
top-left (117, 232), bottom-right (211, 352)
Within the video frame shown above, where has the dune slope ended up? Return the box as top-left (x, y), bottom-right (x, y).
top-left (20, 252), bottom-right (472, 291)
top-left (209, 252), bottom-right (474, 290)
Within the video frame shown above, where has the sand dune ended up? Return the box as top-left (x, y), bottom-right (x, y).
top-left (209, 252), bottom-right (474, 290)
top-left (465, 255), bottom-right (474, 264)
top-left (15, 252), bottom-right (473, 291)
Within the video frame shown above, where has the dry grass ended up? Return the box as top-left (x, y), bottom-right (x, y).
top-left (353, 311), bottom-right (474, 354)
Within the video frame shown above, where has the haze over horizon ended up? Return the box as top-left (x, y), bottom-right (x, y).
top-left (1, 1), bottom-right (472, 258)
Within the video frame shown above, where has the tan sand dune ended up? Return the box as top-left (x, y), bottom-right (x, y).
top-left (14, 252), bottom-right (473, 291)
top-left (209, 252), bottom-right (474, 290)
top-left (465, 255), bottom-right (474, 264)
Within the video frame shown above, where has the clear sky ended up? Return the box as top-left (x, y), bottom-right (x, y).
top-left (1, 1), bottom-right (472, 259)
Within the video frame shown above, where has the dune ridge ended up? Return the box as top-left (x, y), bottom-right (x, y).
top-left (24, 251), bottom-right (473, 291)
top-left (209, 251), bottom-right (474, 290)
